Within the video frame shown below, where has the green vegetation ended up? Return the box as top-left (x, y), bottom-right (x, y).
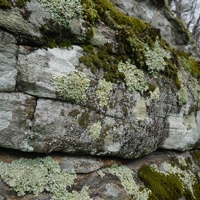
top-left (0, 0), bottom-right (11, 9)
top-left (138, 165), bottom-right (183, 200)
top-left (108, 165), bottom-right (150, 200)
top-left (15, 0), bottom-right (29, 7)
top-left (38, 0), bottom-right (82, 28)
top-left (0, 157), bottom-right (77, 198)
top-left (78, 112), bottom-right (90, 128)
top-left (96, 79), bottom-right (112, 107)
top-left (178, 51), bottom-right (200, 80)
top-left (118, 60), bottom-right (148, 93)
top-left (52, 71), bottom-right (90, 103)
top-left (89, 121), bottom-right (102, 140)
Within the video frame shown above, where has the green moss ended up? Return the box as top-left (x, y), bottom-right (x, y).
top-left (191, 150), bottom-right (200, 165)
top-left (178, 51), bottom-right (200, 80)
top-left (69, 109), bottom-right (80, 118)
top-left (79, 45), bottom-right (125, 83)
top-left (0, 0), bottom-right (11, 9)
top-left (148, 83), bottom-right (156, 92)
top-left (15, 0), bottom-right (29, 7)
top-left (81, 0), bottom-right (98, 26)
top-left (193, 183), bottom-right (200, 199)
top-left (138, 165), bottom-right (183, 200)
top-left (78, 112), bottom-right (90, 128)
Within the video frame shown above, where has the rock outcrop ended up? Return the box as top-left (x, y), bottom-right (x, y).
top-left (0, 0), bottom-right (200, 198)
top-left (0, 0), bottom-right (199, 158)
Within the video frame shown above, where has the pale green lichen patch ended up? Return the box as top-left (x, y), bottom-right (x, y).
top-left (177, 71), bottom-right (188, 105)
top-left (134, 98), bottom-right (147, 121)
top-left (177, 87), bottom-right (188, 105)
top-left (0, 157), bottom-right (77, 198)
top-left (38, 0), bottom-right (82, 28)
top-left (118, 60), bottom-right (148, 94)
top-left (188, 77), bottom-right (200, 107)
top-left (66, 186), bottom-right (91, 200)
top-left (147, 86), bottom-right (160, 106)
top-left (96, 79), bottom-right (112, 107)
top-left (108, 165), bottom-right (151, 200)
top-left (52, 71), bottom-right (90, 103)
top-left (89, 121), bottom-right (102, 140)
top-left (145, 40), bottom-right (171, 75)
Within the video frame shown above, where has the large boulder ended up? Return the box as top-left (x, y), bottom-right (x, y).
top-left (0, 0), bottom-right (199, 159)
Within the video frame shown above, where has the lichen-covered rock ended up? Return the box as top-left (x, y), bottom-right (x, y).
top-left (0, 93), bottom-right (36, 150)
top-left (0, 149), bottom-right (200, 200)
top-left (0, 31), bottom-right (18, 91)
top-left (0, 0), bottom-right (50, 45)
top-left (161, 110), bottom-right (200, 150)
top-left (0, 0), bottom-right (199, 160)
top-left (112, 0), bottom-right (190, 46)
top-left (17, 45), bottom-right (83, 98)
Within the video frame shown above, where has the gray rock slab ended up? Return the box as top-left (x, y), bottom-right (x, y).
top-left (0, 31), bottom-right (18, 91)
top-left (0, 92), bottom-right (36, 150)
top-left (24, 98), bottom-right (169, 158)
top-left (17, 46), bottom-right (83, 98)
top-left (161, 110), bottom-right (200, 150)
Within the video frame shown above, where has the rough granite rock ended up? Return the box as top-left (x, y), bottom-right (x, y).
top-left (0, 31), bottom-right (18, 91)
top-left (0, 0), bottom-right (199, 159)
top-left (0, 148), bottom-right (200, 200)
top-left (0, 93), bottom-right (36, 150)
top-left (111, 0), bottom-right (190, 47)
top-left (17, 45), bottom-right (83, 98)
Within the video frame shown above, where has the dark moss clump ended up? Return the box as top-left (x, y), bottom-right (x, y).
top-left (193, 183), bottom-right (200, 199)
top-left (191, 150), bottom-right (200, 165)
top-left (0, 0), bottom-right (11, 9)
top-left (40, 24), bottom-right (74, 48)
top-left (78, 112), bottom-right (90, 128)
top-left (15, 0), bottom-right (29, 8)
top-left (68, 109), bottom-right (80, 118)
top-left (177, 50), bottom-right (200, 80)
top-left (138, 165), bottom-right (183, 200)
top-left (148, 83), bottom-right (156, 92)
top-left (80, 44), bottom-right (125, 83)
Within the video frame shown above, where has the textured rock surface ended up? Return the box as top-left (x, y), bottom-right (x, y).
top-left (17, 45), bottom-right (83, 98)
top-left (0, 31), bottom-right (18, 91)
top-left (111, 0), bottom-right (190, 46)
top-left (0, 148), bottom-right (200, 200)
top-left (0, 0), bottom-right (200, 198)
top-left (0, 93), bottom-right (36, 150)
top-left (0, 0), bottom-right (199, 159)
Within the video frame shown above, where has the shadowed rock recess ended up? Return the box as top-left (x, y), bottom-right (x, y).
top-left (0, 0), bottom-right (200, 199)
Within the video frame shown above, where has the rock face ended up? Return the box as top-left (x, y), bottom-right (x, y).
top-left (0, 0), bottom-right (200, 198)
top-left (0, 0), bottom-right (199, 159)
top-left (0, 148), bottom-right (200, 200)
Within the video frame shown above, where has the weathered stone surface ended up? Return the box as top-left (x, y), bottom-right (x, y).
top-left (0, 0), bottom-right (50, 45)
top-left (0, 31), bottom-right (17, 91)
top-left (19, 91), bottom-right (174, 158)
top-left (0, 148), bottom-right (200, 200)
top-left (112, 0), bottom-right (190, 46)
top-left (161, 110), bottom-right (200, 150)
top-left (17, 45), bottom-right (83, 98)
top-left (0, 93), bottom-right (36, 150)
